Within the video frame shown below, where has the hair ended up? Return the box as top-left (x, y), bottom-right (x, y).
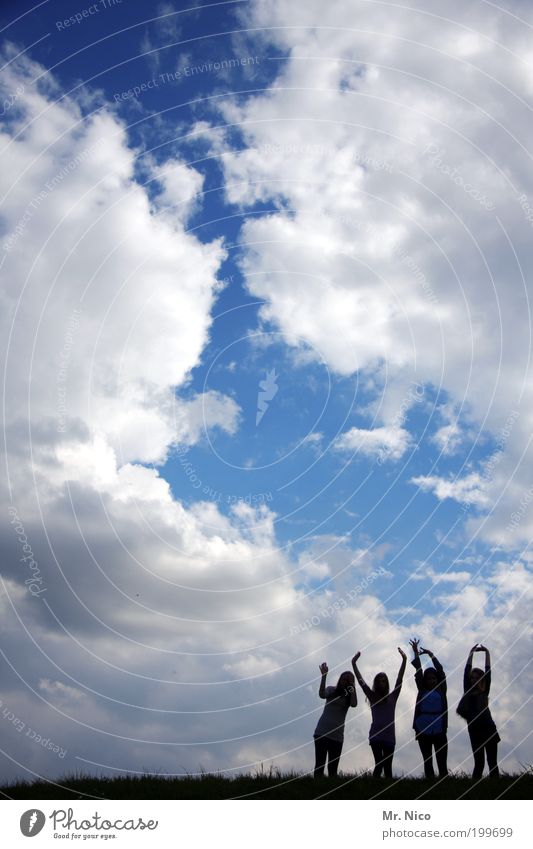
top-left (372, 671), bottom-right (390, 700)
top-left (335, 670), bottom-right (355, 704)
top-left (423, 667), bottom-right (438, 688)
top-left (469, 666), bottom-right (486, 691)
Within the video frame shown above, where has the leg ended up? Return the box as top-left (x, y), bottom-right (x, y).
top-left (486, 738), bottom-right (499, 778)
top-left (470, 730), bottom-right (485, 779)
top-left (382, 743), bottom-right (395, 779)
top-left (434, 733), bottom-right (449, 778)
top-left (314, 736), bottom-right (328, 778)
top-left (370, 741), bottom-right (384, 777)
top-left (418, 735), bottom-right (435, 779)
top-left (327, 738), bottom-right (343, 777)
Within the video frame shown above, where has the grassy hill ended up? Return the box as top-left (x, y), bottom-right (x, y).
top-left (1, 769), bottom-right (531, 800)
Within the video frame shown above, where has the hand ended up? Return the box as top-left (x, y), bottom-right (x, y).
top-left (398, 647), bottom-right (407, 660)
top-left (478, 644), bottom-right (487, 652)
top-left (319, 662), bottom-right (328, 675)
top-left (469, 644), bottom-right (480, 654)
top-left (352, 652), bottom-right (361, 664)
top-left (420, 647), bottom-right (432, 656)
top-left (409, 638), bottom-right (420, 654)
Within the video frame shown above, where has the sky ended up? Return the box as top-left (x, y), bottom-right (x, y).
top-left (0, 0), bottom-right (532, 786)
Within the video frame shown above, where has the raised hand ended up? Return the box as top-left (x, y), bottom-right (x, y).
top-left (469, 644), bottom-right (480, 654)
top-left (409, 638), bottom-right (420, 654)
top-left (352, 652), bottom-right (361, 665)
top-left (319, 662), bottom-right (328, 675)
top-left (419, 647), bottom-right (432, 656)
top-left (398, 647), bottom-right (407, 660)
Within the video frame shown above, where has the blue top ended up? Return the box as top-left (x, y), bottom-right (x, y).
top-left (414, 690), bottom-right (444, 735)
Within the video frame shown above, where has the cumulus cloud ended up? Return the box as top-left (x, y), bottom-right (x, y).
top-left (0, 44), bottom-right (232, 471)
top-left (410, 471), bottom-right (490, 507)
top-left (204, 0), bottom-right (533, 552)
top-left (335, 425), bottom-right (412, 462)
top-left (173, 391), bottom-right (241, 447)
top-left (1, 0), bottom-right (533, 786)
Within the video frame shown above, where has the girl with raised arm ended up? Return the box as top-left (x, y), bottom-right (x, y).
top-left (352, 648), bottom-right (407, 778)
top-left (313, 661), bottom-right (357, 778)
top-left (409, 638), bottom-right (448, 779)
top-left (458, 644), bottom-right (500, 779)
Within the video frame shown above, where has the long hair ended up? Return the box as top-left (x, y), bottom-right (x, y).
top-left (371, 672), bottom-right (390, 702)
top-left (469, 667), bottom-right (487, 693)
top-left (334, 671), bottom-right (355, 705)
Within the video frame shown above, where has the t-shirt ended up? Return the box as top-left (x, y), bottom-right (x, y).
top-left (462, 664), bottom-right (499, 737)
top-left (314, 686), bottom-right (350, 742)
top-left (464, 692), bottom-right (498, 733)
top-left (414, 690), bottom-right (444, 735)
top-left (368, 687), bottom-right (401, 745)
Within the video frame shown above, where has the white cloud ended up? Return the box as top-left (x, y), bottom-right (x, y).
top-left (0, 45), bottom-right (230, 470)
top-left (335, 425), bottom-right (411, 461)
top-left (1, 2), bottom-right (533, 784)
top-left (411, 564), bottom-right (471, 585)
top-left (150, 156), bottom-right (205, 224)
top-left (205, 0), bottom-right (533, 552)
top-left (432, 422), bottom-right (463, 456)
top-left (173, 391), bottom-right (241, 447)
top-left (410, 472), bottom-right (489, 507)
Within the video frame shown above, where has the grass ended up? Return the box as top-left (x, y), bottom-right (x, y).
top-left (1, 768), bottom-right (531, 800)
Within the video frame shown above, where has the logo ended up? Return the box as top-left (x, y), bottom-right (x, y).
top-left (256, 369), bottom-right (279, 425)
top-left (20, 809), bottom-right (46, 837)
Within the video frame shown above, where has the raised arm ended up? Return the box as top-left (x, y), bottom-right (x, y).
top-left (395, 647), bottom-right (407, 690)
top-left (410, 638), bottom-right (422, 668)
top-left (318, 662), bottom-right (328, 699)
top-left (464, 645), bottom-right (477, 692)
top-left (479, 645), bottom-right (492, 695)
top-left (420, 647), bottom-right (446, 691)
top-left (351, 652), bottom-right (373, 699)
top-left (410, 638), bottom-right (423, 690)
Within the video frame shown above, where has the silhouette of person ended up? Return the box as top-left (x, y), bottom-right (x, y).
top-left (458, 644), bottom-right (500, 779)
top-left (409, 638), bottom-right (448, 779)
top-left (313, 661), bottom-right (357, 778)
top-left (352, 648), bottom-right (407, 778)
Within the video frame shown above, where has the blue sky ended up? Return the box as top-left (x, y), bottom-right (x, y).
top-left (1, 0), bottom-right (532, 783)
